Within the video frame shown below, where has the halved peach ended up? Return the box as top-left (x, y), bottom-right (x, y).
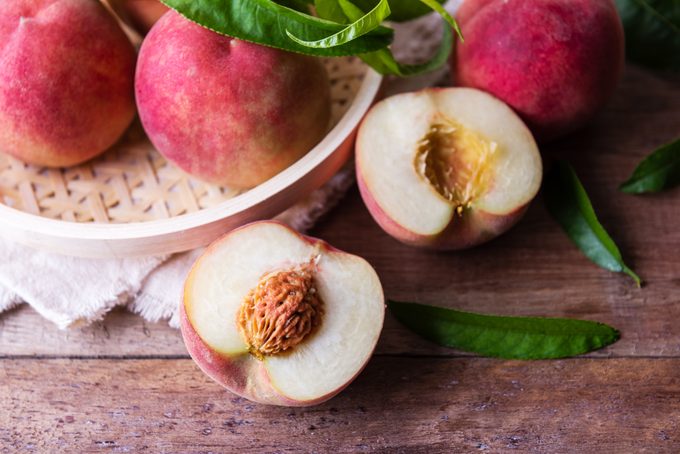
top-left (356, 87), bottom-right (543, 249)
top-left (181, 221), bottom-right (385, 406)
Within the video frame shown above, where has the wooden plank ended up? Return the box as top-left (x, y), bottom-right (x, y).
top-left (0, 305), bottom-right (187, 357)
top-left (1, 357), bottom-right (679, 452)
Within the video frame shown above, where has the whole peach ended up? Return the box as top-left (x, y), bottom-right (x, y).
top-left (135, 11), bottom-right (332, 188)
top-left (0, 0), bottom-right (137, 167)
top-left (453, 0), bottom-right (625, 142)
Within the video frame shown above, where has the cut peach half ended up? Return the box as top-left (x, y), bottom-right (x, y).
top-left (181, 221), bottom-right (385, 406)
top-left (356, 87), bottom-right (543, 249)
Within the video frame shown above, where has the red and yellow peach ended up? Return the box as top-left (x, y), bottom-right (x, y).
top-left (453, 0), bottom-right (625, 142)
top-left (0, 0), bottom-right (137, 167)
top-left (135, 11), bottom-right (332, 188)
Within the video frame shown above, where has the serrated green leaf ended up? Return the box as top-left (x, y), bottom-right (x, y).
top-left (544, 162), bottom-right (642, 287)
top-left (314, 0), bottom-right (352, 24)
top-left (164, 0), bottom-right (458, 76)
top-left (614, 0), bottom-right (680, 71)
top-left (338, 0), bottom-right (454, 76)
top-left (346, 0), bottom-right (462, 40)
top-left (287, 0), bottom-right (391, 49)
top-left (416, 0), bottom-right (462, 41)
top-left (352, 0), bottom-right (447, 22)
top-left (620, 137), bottom-right (680, 193)
top-left (358, 25), bottom-right (453, 76)
top-left (388, 301), bottom-right (620, 359)
top-left (160, 0), bottom-right (394, 57)
top-left (274, 0), bottom-right (313, 13)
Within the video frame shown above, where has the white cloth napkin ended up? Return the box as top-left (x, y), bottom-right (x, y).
top-left (0, 3), bottom-right (459, 328)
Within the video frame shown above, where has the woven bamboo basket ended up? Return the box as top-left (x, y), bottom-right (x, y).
top-left (0, 58), bottom-right (382, 258)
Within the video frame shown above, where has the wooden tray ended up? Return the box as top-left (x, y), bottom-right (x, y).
top-left (0, 58), bottom-right (381, 258)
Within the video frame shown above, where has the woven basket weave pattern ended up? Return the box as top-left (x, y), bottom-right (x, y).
top-left (0, 58), bottom-right (365, 224)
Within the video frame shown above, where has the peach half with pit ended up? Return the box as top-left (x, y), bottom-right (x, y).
top-left (356, 88), bottom-right (543, 250)
top-left (181, 221), bottom-right (385, 406)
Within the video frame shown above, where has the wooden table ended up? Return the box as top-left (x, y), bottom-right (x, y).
top-left (1, 66), bottom-right (679, 453)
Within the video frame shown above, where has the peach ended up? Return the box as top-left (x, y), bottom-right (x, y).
top-left (356, 88), bottom-right (543, 250)
top-left (181, 221), bottom-right (385, 406)
top-left (0, 0), bottom-right (137, 167)
top-left (135, 11), bottom-right (332, 188)
top-left (452, 0), bottom-right (625, 142)
top-left (103, 0), bottom-right (167, 34)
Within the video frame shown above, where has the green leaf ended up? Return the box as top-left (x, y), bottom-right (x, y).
top-left (347, 0), bottom-right (463, 40)
top-left (286, 0), bottom-right (391, 49)
top-left (416, 0), bottom-right (463, 41)
top-left (274, 0), bottom-right (313, 13)
top-left (388, 301), bottom-right (620, 359)
top-left (314, 0), bottom-right (351, 24)
top-left (544, 162), bottom-right (642, 287)
top-left (352, 0), bottom-right (447, 22)
top-left (358, 25), bottom-right (453, 76)
top-left (160, 0), bottom-right (394, 57)
top-left (164, 0), bottom-right (458, 76)
top-left (338, 0), bottom-right (455, 76)
top-left (620, 137), bottom-right (680, 193)
top-left (614, 0), bottom-right (680, 71)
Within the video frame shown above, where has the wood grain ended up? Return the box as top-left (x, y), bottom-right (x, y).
top-left (0, 305), bottom-right (186, 357)
top-left (1, 357), bottom-right (679, 453)
top-left (0, 66), bottom-right (678, 452)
